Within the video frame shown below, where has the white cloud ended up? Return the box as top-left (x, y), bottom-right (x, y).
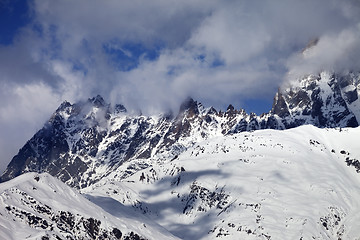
top-left (188, 3), bottom-right (272, 66)
top-left (25, 0), bottom-right (360, 110)
top-left (286, 24), bottom-right (360, 80)
top-left (0, 82), bottom-right (61, 173)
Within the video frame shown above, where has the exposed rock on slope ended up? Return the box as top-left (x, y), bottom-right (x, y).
top-left (0, 172), bottom-right (179, 240)
top-left (272, 72), bottom-right (359, 128)
top-left (1, 69), bottom-right (360, 239)
top-left (1, 71), bottom-right (359, 188)
top-left (82, 125), bottom-right (360, 239)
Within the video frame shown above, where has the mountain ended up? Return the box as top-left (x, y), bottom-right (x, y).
top-left (1, 71), bottom-right (359, 187)
top-left (271, 71), bottom-right (359, 128)
top-left (82, 125), bottom-right (360, 239)
top-left (0, 172), bottom-right (179, 240)
top-left (1, 126), bottom-right (360, 239)
top-left (1, 70), bottom-right (360, 239)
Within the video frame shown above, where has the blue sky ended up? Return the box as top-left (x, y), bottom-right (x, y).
top-left (0, 0), bottom-right (30, 45)
top-left (1, 0), bottom-right (360, 172)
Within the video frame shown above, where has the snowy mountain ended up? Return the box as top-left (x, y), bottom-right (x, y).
top-left (1, 126), bottom-right (360, 239)
top-left (82, 125), bottom-right (360, 239)
top-left (1, 71), bottom-right (360, 239)
top-left (0, 172), bottom-right (179, 240)
top-left (1, 71), bottom-right (359, 187)
top-left (271, 71), bottom-right (360, 128)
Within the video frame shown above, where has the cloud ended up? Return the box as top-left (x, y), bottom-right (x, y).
top-left (31, 0), bottom-right (216, 49)
top-left (109, 47), bottom-right (283, 114)
top-left (286, 24), bottom-right (360, 80)
top-left (104, 0), bottom-right (360, 113)
top-left (0, 82), bottom-right (61, 173)
top-left (25, 0), bottom-right (360, 111)
top-left (1, 0), bottom-right (360, 172)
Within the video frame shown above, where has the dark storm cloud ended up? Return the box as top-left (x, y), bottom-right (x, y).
top-left (1, 0), bottom-right (360, 172)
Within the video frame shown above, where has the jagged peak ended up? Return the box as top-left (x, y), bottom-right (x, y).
top-left (249, 112), bottom-right (257, 118)
top-left (56, 100), bottom-right (72, 112)
top-left (3, 73), bottom-right (360, 187)
top-left (52, 100), bottom-right (76, 122)
top-left (88, 95), bottom-right (107, 108)
top-left (206, 107), bottom-right (218, 115)
top-left (178, 97), bottom-right (200, 117)
top-left (271, 89), bottom-right (290, 118)
top-left (238, 108), bottom-right (247, 115)
top-left (179, 97), bottom-right (197, 112)
top-left (226, 104), bottom-right (235, 112)
top-left (113, 104), bottom-right (127, 114)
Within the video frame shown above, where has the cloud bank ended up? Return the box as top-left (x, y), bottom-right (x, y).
top-left (1, 0), bottom-right (360, 172)
top-left (286, 23), bottom-right (360, 80)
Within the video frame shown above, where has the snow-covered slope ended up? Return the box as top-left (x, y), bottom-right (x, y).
top-left (1, 71), bottom-right (360, 239)
top-left (1, 71), bottom-right (359, 188)
top-left (1, 125), bottom-right (360, 239)
top-left (0, 172), bottom-right (179, 240)
top-left (82, 125), bottom-right (360, 240)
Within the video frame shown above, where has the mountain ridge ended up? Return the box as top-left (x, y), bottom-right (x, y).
top-left (1, 71), bottom-right (359, 186)
top-left (1, 71), bottom-right (360, 239)
top-left (3, 125), bottom-right (360, 239)
top-left (80, 125), bottom-right (360, 239)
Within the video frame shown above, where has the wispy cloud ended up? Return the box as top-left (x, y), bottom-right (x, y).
top-left (286, 24), bottom-right (360, 80)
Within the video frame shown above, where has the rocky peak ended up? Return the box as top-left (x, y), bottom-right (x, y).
top-left (224, 104), bottom-right (238, 119)
top-left (273, 71), bottom-right (359, 128)
top-left (88, 95), bottom-right (107, 108)
top-left (271, 90), bottom-right (290, 118)
top-left (113, 104), bottom-right (127, 114)
top-left (178, 97), bottom-right (200, 118)
top-left (56, 100), bottom-right (72, 112)
top-left (2, 74), bottom-right (360, 187)
top-left (226, 104), bottom-right (235, 112)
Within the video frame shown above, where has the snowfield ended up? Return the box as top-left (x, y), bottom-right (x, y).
top-left (0, 172), bottom-right (179, 240)
top-left (1, 125), bottom-right (360, 239)
top-left (82, 125), bottom-right (360, 240)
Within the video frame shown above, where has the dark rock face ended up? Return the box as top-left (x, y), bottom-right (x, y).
top-left (182, 182), bottom-right (229, 215)
top-left (272, 72), bottom-right (359, 129)
top-left (271, 90), bottom-right (290, 118)
top-left (112, 228), bottom-right (122, 239)
top-left (179, 97), bottom-right (199, 117)
top-left (0, 118), bottom-right (70, 183)
top-left (1, 71), bottom-right (359, 187)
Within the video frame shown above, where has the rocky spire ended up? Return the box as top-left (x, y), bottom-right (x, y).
top-left (271, 89), bottom-right (290, 118)
top-left (178, 97), bottom-right (200, 118)
top-left (89, 95), bottom-right (107, 108)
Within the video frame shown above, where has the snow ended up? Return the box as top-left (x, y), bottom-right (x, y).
top-left (0, 172), bottom-right (179, 240)
top-left (1, 124), bottom-right (360, 239)
top-left (2, 70), bottom-right (360, 239)
top-left (82, 125), bottom-right (360, 239)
